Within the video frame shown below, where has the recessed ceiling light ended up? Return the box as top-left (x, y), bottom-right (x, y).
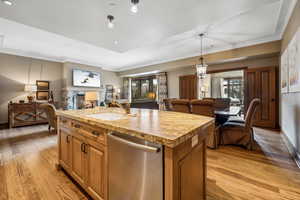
top-left (114, 40), bottom-right (118, 45)
top-left (131, 0), bottom-right (139, 13)
top-left (107, 15), bottom-right (115, 29)
top-left (2, 0), bottom-right (13, 6)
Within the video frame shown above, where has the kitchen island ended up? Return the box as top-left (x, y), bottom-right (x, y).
top-left (56, 107), bottom-right (214, 200)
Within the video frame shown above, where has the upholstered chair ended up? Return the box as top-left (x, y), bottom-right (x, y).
top-left (220, 98), bottom-right (260, 150)
top-left (40, 103), bottom-right (57, 133)
top-left (214, 98), bottom-right (231, 111)
top-left (190, 100), bottom-right (220, 149)
top-left (163, 98), bottom-right (176, 111)
top-left (170, 99), bottom-right (191, 113)
top-left (190, 100), bottom-right (215, 117)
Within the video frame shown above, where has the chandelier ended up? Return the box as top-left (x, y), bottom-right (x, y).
top-left (196, 33), bottom-right (208, 79)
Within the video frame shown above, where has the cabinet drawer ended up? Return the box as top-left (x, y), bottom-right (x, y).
top-left (71, 121), bottom-right (106, 145)
top-left (59, 117), bottom-right (72, 128)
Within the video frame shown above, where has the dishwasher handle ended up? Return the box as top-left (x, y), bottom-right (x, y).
top-left (108, 133), bottom-right (160, 153)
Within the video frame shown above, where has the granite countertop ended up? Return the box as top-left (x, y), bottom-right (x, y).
top-left (56, 107), bottom-right (214, 148)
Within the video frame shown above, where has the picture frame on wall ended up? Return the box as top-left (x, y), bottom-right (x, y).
top-left (36, 80), bottom-right (50, 91)
top-left (281, 50), bottom-right (289, 93)
top-left (288, 28), bottom-right (300, 93)
top-left (36, 91), bottom-right (49, 100)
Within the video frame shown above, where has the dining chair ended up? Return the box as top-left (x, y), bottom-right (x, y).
top-left (190, 100), bottom-right (215, 117)
top-left (170, 99), bottom-right (191, 113)
top-left (190, 99), bottom-right (220, 149)
top-left (214, 98), bottom-right (231, 111)
top-left (163, 98), bottom-right (176, 111)
top-left (220, 98), bottom-right (260, 150)
top-left (40, 103), bottom-right (57, 133)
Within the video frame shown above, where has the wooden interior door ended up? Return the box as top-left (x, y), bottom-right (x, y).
top-left (245, 66), bottom-right (278, 128)
top-left (179, 75), bottom-right (197, 99)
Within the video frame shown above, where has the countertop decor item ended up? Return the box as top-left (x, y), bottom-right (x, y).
top-left (24, 84), bottom-right (37, 103)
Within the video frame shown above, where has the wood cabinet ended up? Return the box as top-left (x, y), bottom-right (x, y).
top-left (58, 114), bottom-right (212, 200)
top-left (179, 75), bottom-right (198, 99)
top-left (58, 118), bottom-right (107, 200)
top-left (60, 130), bottom-right (72, 170)
top-left (245, 66), bottom-right (278, 128)
top-left (8, 102), bottom-right (48, 128)
top-left (85, 144), bottom-right (105, 199)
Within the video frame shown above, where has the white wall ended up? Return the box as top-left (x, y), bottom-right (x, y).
top-left (280, 0), bottom-right (300, 155)
top-left (0, 53), bottom-right (63, 123)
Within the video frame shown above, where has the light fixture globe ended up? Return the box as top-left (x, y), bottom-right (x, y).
top-left (196, 62), bottom-right (208, 79)
top-left (131, 0), bottom-right (139, 13)
top-left (107, 15), bottom-right (115, 29)
top-left (196, 33), bottom-right (208, 79)
top-left (2, 0), bottom-right (13, 5)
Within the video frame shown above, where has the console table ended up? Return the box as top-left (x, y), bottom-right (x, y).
top-left (8, 102), bottom-right (48, 128)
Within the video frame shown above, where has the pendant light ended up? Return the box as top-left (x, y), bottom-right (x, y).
top-left (196, 33), bottom-right (208, 79)
top-left (131, 0), bottom-right (139, 13)
top-left (107, 15), bottom-right (115, 29)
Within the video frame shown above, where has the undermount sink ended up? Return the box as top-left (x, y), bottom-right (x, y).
top-left (87, 113), bottom-right (126, 121)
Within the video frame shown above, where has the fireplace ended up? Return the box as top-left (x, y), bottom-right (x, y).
top-left (62, 89), bottom-right (105, 110)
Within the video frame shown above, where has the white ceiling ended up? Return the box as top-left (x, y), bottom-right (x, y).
top-left (0, 0), bottom-right (297, 71)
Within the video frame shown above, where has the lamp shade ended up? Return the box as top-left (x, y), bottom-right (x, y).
top-left (85, 92), bottom-right (98, 101)
top-left (24, 84), bottom-right (37, 92)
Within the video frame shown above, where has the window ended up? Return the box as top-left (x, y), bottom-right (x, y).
top-left (131, 76), bottom-right (157, 102)
top-left (222, 77), bottom-right (243, 106)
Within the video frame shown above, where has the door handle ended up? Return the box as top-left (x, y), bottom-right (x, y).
top-left (66, 135), bottom-right (70, 143)
top-left (108, 133), bottom-right (160, 153)
top-left (81, 143), bottom-right (85, 153)
top-left (271, 98), bottom-right (275, 102)
top-left (81, 143), bottom-right (88, 154)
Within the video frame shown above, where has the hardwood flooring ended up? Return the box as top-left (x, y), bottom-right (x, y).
top-left (0, 125), bottom-right (299, 200)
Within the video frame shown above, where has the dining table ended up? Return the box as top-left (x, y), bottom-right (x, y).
top-left (214, 106), bottom-right (241, 124)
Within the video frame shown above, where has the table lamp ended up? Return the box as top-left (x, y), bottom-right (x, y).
top-left (85, 92), bottom-right (98, 108)
top-left (24, 84), bottom-right (37, 103)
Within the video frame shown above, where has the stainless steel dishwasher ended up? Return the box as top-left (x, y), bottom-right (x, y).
top-left (108, 132), bottom-right (163, 200)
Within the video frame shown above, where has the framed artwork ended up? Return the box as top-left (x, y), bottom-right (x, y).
top-left (288, 28), bottom-right (300, 93)
top-left (73, 69), bottom-right (101, 88)
top-left (281, 50), bottom-right (289, 93)
top-left (36, 91), bottom-right (49, 100)
top-left (36, 80), bottom-right (50, 91)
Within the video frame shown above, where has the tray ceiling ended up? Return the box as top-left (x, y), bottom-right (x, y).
top-left (0, 0), bottom-right (296, 71)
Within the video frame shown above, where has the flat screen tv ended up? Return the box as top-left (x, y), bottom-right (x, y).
top-left (73, 69), bottom-right (101, 88)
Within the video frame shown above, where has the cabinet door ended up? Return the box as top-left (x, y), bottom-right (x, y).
top-left (71, 136), bottom-right (85, 186)
top-left (86, 144), bottom-right (105, 200)
top-left (60, 131), bottom-right (72, 170)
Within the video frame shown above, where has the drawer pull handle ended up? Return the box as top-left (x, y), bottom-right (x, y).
top-left (92, 131), bottom-right (100, 136)
top-left (62, 120), bottom-right (67, 123)
top-left (74, 124), bottom-right (81, 128)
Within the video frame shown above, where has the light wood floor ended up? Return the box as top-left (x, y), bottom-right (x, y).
top-left (0, 125), bottom-right (299, 200)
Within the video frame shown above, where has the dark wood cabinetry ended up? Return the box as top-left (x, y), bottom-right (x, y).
top-left (8, 102), bottom-right (48, 128)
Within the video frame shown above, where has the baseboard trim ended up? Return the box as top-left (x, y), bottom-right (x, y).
top-left (281, 131), bottom-right (300, 168)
